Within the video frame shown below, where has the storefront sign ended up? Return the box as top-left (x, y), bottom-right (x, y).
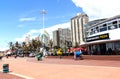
top-left (86, 33), bottom-right (109, 42)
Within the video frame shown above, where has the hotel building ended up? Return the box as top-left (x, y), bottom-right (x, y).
top-left (71, 13), bottom-right (89, 47)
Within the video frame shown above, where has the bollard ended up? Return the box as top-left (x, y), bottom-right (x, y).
top-left (3, 64), bottom-right (9, 73)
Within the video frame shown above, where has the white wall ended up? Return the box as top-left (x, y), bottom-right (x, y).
top-left (88, 28), bottom-right (120, 41)
top-left (109, 28), bottom-right (120, 40)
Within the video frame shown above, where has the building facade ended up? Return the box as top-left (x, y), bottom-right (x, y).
top-left (58, 28), bottom-right (71, 48)
top-left (53, 30), bottom-right (59, 47)
top-left (53, 28), bottom-right (71, 48)
top-left (83, 14), bottom-right (120, 55)
top-left (71, 13), bottom-right (89, 47)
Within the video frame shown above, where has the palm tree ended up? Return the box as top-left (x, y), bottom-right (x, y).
top-left (9, 42), bottom-right (15, 51)
top-left (37, 40), bottom-right (42, 48)
top-left (21, 42), bottom-right (27, 53)
top-left (9, 42), bottom-right (13, 49)
top-left (47, 39), bottom-right (53, 52)
top-left (31, 39), bottom-right (42, 52)
top-left (15, 41), bottom-right (19, 48)
top-left (49, 39), bottom-right (53, 49)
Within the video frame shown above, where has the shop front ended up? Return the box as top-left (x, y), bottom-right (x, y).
top-left (83, 32), bottom-right (120, 55)
top-left (84, 33), bottom-right (109, 55)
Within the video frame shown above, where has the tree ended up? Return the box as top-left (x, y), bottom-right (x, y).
top-left (15, 41), bottom-right (19, 48)
top-left (31, 39), bottom-right (42, 52)
top-left (49, 39), bottom-right (53, 49)
top-left (9, 42), bottom-right (13, 49)
top-left (53, 46), bottom-right (60, 49)
top-left (21, 42), bottom-right (27, 53)
top-left (9, 42), bottom-right (15, 51)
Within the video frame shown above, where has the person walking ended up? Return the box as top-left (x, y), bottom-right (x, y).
top-left (57, 48), bottom-right (62, 59)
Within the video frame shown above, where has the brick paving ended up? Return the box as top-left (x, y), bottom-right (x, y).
top-left (47, 55), bottom-right (120, 61)
top-left (28, 57), bottom-right (120, 67)
top-left (0, 56), bottom-right (120, 79)
top-left (0, 72), bottom-right (25, 79)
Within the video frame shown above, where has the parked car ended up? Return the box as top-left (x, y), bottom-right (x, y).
top-left (29, 53), bottom-right (35, 57)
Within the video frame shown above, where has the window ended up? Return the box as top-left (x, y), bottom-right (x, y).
top-left (108, 26), bottom-right (113, 30)
top-left (100, 24), bottom-right (107, 32)
top-left (113, 25), bottom-right (118, 29)
top-left (93, 28), bottom-right (96, 34)
top-left (108, 23), bottom-right (112, 25)
top-left (86, 29), bottom-right (91, 36)
top-left (90, 29), bottom-right (94, 35)
top-left (95, 27), bottom-right (99, 33)
top-left (108, 25), bottom-right (117, 30)
top-left (118, 20), bottom-right (120, 24)
top-left (113, 21), bottom-right (118, 29)
top-left (114, 42), bottom-right (120, 50)
top-left (113, 21), bottom-right (117, 24)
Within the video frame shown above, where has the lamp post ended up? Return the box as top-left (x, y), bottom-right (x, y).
top-left (41, 9), bottom-right (46, 56)
top-left (41, 9), bottom-right (46, 44)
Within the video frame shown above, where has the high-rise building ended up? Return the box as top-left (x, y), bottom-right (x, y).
top-left (71, 13), bottom-right (89, 47)
top-left (53, 30), bottom-right (59, 47)
top-left (53, 28), bottom-right (71, 48)
top-left (58, 28), bottom-right (71, 48)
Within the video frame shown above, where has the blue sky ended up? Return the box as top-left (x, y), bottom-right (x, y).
top-left (0, 0), bottom-right (82, 50)
top-left (0, 0), bottom-right (120, 50)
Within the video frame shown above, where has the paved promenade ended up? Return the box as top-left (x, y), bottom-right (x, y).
top-left (0, 57), bottom-right (120, 79)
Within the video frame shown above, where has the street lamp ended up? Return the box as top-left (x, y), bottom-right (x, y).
top-left (41, 9), bottom-right (46, 44)
top-left (41, 9), bottom-right (46, 56)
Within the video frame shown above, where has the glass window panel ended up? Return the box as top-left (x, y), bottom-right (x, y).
top-left (108, 23), bottom-right (112, 25)
top-left (108, 25), bottom-right (117, 30)
top-left (100, 26), bottom-right (107, 32)
top-left (112, 21), bottom-right (117, 24)
top-left (95, 27), bottom-right (99, 33)
top-left (113, 24), bottom-right (118, 29)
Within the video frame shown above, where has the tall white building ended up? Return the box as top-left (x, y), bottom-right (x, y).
top-left (71, 13), bottom-right (89, 47)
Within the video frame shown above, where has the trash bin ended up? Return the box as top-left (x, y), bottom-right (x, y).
top-left (37, 53), bottom-right (42, 61)
top-left (3, 64), bottom-right (9, 73)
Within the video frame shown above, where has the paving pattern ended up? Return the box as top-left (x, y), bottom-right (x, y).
top-left (0, 56), bottom-right (120, 79)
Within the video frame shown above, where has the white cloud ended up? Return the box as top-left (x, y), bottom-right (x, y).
top-left (45, 22), bottom-right (70, 38)
top-left (72, 0), bottom-right (120, 20)
top-left (0, 43), bottom-right (9, 51)
top-left (19, 17), bottom-right (36, 22)
top-left (15, 29), bottom-right (42, 42)
top-left (0, 47), bottom-right (9, 51)
top-left (15, 22), bottom-right (70, 42)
